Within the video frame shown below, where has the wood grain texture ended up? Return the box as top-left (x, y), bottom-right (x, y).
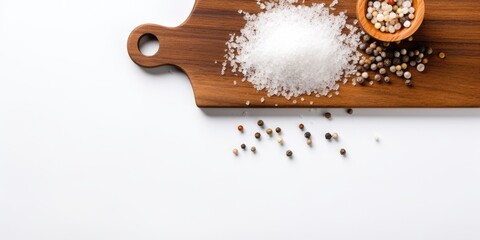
top-left (127, 0), bottom-right (480, 108)
top-left (357, 0), bottom-right (425, 42)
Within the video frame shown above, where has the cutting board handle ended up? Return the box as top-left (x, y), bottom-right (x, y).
top-left (127, 23), bottom-right (184, 68)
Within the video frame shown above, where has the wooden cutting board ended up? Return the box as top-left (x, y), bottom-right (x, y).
top-left (127, 0), bottom-right (480, 108)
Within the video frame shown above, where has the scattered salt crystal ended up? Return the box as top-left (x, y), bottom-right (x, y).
top-left (329, 0), bottom-right (338, 8)
top-left (260, 97), bottom-right (265, 103)
top-left (233, 80), bottom-right (237, 85)
top-left (310, 101), bottom-right (314, 105)
top-left (245, 101), bottom-right (250, 106)
top-left (301, 97), bottom-right (305, 102)
top-left (222, 0), bottom-right (361, 99)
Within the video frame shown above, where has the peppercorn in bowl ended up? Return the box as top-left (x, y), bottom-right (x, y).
top-left (356, 0), bottom-right (425, 42)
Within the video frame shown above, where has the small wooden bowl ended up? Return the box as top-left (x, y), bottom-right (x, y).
top-left (356, 0), bottom-right (425, 42)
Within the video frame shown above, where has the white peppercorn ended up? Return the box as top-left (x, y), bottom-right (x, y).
top-left (417, 63), bottom-right (425, 72)
top-left (361, 72), bottom-right (369, 79)
top-left (404, 71), bottom-right (412, 79)
top-left (390, 66), bottom-right (396, 73)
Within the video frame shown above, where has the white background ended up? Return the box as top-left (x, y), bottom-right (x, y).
top-left (1, 0), bottom-right (480, 239)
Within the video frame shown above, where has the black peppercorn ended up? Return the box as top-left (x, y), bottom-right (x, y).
top-left (255, 132), bottom-right (261, 139)
top-left (299, 124), bottom-right (304, 130)
top-left (237, 125), bottom-right (244, 132)
top-left (241, 144), bottom-right (246, 150)
top-left (266, 128), bottom-right (273, 135)
top-left (275, 127), bottom-right (281, 133)
top-left (347, 108), bottom-right (353, 114)
top-left (324, 112), bottom-right (332, 119)
top-left (304, 132), bottom-right (311, 139)
top-left (257, 120), bottom-right (264, 127)
top-left (286, 150), bottom-right (293, 157)
top-left (340, 148), bottom-right (347, 156)
top-left (325, 133), bottom-right (332, 140)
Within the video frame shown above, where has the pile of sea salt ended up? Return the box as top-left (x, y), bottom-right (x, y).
top-left (222, 0), bottom-right (362, 99)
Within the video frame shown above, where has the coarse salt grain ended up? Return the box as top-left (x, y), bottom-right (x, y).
top-left (222, 0), bottom-right (362, 99)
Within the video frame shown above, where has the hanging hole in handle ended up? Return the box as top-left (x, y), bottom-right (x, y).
top-left (138, 33), bottom-right (160, 57)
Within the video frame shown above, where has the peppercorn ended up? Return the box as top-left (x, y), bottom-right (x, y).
top-left (417, 63), bottom-right (425, 72)
top-left (356, 77), bottom-right (365, 85)
top-left (404, 71), bottom-right (412, 79)
top-left (286, 150), bottom-right (293, 157)
top-left (324, 112), bottom-right (332, 119)
top-left (439, 52), bottom-right (446, 59)
top-left (255, 132), bottom-right (261, 139)
top-left (266, 128), bottom-right (273, 135)
top-left (257, 120), bottom-right (264, 127)
top-left (325, 133), bottom-right (332, 140)
top-left (340, 148), bottom-right (347, 156)
top-left (304, 132), bottom-right (311, 139)
top-left (275, 127), bottom-right (281, 133)
top-left (405, 80), bottom-right (413, 87)
top-left (307, 139), bottom-right (312, 145)
top-left (384, 59), bottom-right (392, 67)
top-left (384, 76), bottom-right (391, 83)
top-left (389, 66), bottom-right (396, 73)
top-left (332, 133), bottom-right (339, 140)
top-left (233, 148), bottom-right (239, 156)
top-left (427, 47), bottom-right (433, 55)
top-left (299, 124), bottom-right (304, 130)
top-left (251, 146), bottom-right (256, 153)
top-left (393, 58), bottom-right (401, 65)
top-left (408, 51), bottom-right (415, 57)
top-left (379, 68), bottom-right (386, 75)
top-left (241, 144), bottom-right (246, 150)
top-left (277, 137), bottom-right (284, 145)
top-left (361, 72), bottom-right (369, 79)
top-left (347, 108), bottom-right (353, 114)
top-left (237, 125), bottom-right (244, 132)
